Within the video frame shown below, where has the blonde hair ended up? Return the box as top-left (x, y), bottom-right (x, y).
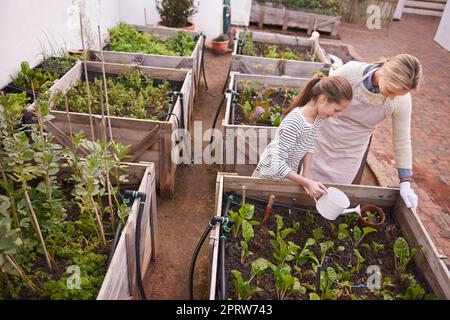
top-left (283, 75), bottom-right (353, 117)
top-left (375, 54), bottom-right (422, 91)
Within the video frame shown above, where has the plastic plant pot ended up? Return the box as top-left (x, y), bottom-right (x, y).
top-left (359, 204), bottom-right (385, 228)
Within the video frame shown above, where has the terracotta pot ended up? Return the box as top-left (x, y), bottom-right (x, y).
top-left (358, 204), bottom-right (385, 228)
top-left (212, 40), bottom-right (230, 54)
top-left (157, 21), bottom-right (195, 31)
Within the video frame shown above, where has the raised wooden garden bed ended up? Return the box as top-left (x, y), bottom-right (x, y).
top-left (88, 24), bottom-right (204, 99)
top-left (98, 162), bottom-right (158, 300)
top-left (26, 60), bottom-right (193, 197)
top-left (209, 173), bottom-right (450, 300)
top-left (232, 29), bottom-right (330, 77)
top-left (221, 72), bottom-right (307, 174)
top-left (250, 1), bottom-right (341, 36)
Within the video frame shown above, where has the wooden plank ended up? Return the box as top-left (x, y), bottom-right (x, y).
top-left (221, 174), bottom-right (399, 207)
top-left (158, 125), bottom-right (176, 198)
top-left (125, 230), bottom-right (137, 298)
top-left (250, 2), bottom-right (340, 33)
top-left (394, 200), bottom-right (450, 299)
top-left (125, 125), bottom-right (160, 161)
top-left (149, 168), bottom-right (158, 260)
top-left (132, 24), bottom-right (198, 40)
top-left (209, 173), bottom-right (224, 300)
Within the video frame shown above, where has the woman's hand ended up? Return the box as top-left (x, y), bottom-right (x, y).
top-left (303, 178), bottom-right (327, 197)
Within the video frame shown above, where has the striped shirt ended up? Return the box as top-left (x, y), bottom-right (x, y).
top-left (252, 108), bottom-right (322, 179)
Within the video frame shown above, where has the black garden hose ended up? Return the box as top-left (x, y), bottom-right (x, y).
top-left (228, 192), bottom-right (314, 214)
top-left (189, 211), bottom-right (234, 300)
top-left (123, 189), bottom-right (148, 300)
top-left (209, 93), bottom-right (227, 144)
top-left (199, 33), bottom-right (209, 91)
top-left (106, 192), bottom-right (127, 269)
top-left (218, 195), bottom-right (233, 300)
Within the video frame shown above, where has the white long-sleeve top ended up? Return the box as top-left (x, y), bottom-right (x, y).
top-left (252, 108), bottom-right (322, 179)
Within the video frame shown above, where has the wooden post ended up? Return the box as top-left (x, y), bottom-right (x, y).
top-left (282, 7), bottom-right (288, 31)
top-left (159, 123), bottom-right (175, 198)
top-left (258, 6), bottom-right (265, 28)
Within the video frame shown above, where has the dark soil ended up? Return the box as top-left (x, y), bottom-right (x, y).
top-left (222, 194), bottom-right (434, 300)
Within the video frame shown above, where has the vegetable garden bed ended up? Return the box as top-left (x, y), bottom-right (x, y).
top-left (232, 29), bottom-right (330, 77)
top-left (1, 56), bottom-right (80, 102)
top-left (250, 1), bottom-right (341, 36)
top-left (97, 162), bottom-right (158, 300)
top-left (88, 23), bottom-right (204, 100)
top-left (26, 60), bottom-right (193, 197)
top-left (209, 173), bottom-right (450, 300)
top-left (221, 72), bottom-right (307, 173)
top-left (0, 93), bottom-right (157, 299)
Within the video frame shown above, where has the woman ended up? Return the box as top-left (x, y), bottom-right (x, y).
top-left (252, 75), bottom-right (353, 197)
top-left (309, 54), bottom-right (422, 209)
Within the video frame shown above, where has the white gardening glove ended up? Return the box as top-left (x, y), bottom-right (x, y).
top-left (400, 181), bottom-right (418, 209)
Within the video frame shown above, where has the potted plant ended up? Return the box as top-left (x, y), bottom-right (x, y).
top-left (212, 34), bottom-right (230, 54)
top-left (156, 0), bottom-right (198, 31)
top-left (359, 204), bottom-right (385, 228)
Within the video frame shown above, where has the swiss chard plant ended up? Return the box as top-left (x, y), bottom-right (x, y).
top-left (270, 263), bottom-right (306, 300)
top-left (269, 214), bottom-right (300, 266)
top-left (228, 203), bottom-right (260, 238)
top-left (393, 237), bottom-right (422, 273)
top-left (231, 258), bottom-right (271, 300)
top-left (10, 61), bottom-right (59, 93)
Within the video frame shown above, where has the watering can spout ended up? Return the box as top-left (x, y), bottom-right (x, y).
top-left (342, 204), bottom-right (361, 216)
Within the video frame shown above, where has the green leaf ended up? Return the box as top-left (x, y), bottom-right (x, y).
top-left (313, 227), bottom-right (324, 241)
top-left (239, 203), bottom-right (255, 220)
top-left (242, 220), bottom-right (254, 243)
top-left (337, 223), bottom-right (349, 240)
top-left (309, 292), bottom-right (321, 300)
top-left (353, 226), bottom-right (362, 242)
top-left (394, 237), bottom-right (410, 266)
top-left (251, 258), bottom-right (271, 279)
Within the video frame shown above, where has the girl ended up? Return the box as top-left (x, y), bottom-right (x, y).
top-left (252, 76), bottom-right (353, 197)
top-left (308, 54), bottom-right (422, 209)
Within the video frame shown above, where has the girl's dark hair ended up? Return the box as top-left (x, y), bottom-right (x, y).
top-left (283, 75), bottom-right (353, 117)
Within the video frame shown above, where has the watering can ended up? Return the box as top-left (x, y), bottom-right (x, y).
top-left (314, 187), bottom-right (361, 220)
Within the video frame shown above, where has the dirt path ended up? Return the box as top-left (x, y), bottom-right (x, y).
top-left (144, 50), bottom-right (230, 299)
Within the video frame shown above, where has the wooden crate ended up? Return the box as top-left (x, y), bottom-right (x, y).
top-left (97, 162), bottom-right (158, 300)
top-left (222, 72), bottom-right (308, 174)
top-left (250, 1), bottom-right (341, 36)
top-left (232, 29), bottom-right (330, 77)
top-left (27, 60), bottom-right (193, 197)
top-left (88, 24), bottom-right (204, 99)
top-left (209, 173), bottom-right (450, 300)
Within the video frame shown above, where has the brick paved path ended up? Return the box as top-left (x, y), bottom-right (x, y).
top-left (338, 14), bottom-right (450, 263)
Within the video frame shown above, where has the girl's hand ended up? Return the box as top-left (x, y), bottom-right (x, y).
top-left (303, 179), bottom-right (327, 197)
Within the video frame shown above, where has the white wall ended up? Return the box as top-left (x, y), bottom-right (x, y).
top-left (434, 2), bottom-right (450, 51)
top-left (0, 0), bottom-right (120, 88)
top-left (118, 0), bottom-right (223, 46)
top-left (231, 0), bottom-right (251, 26)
